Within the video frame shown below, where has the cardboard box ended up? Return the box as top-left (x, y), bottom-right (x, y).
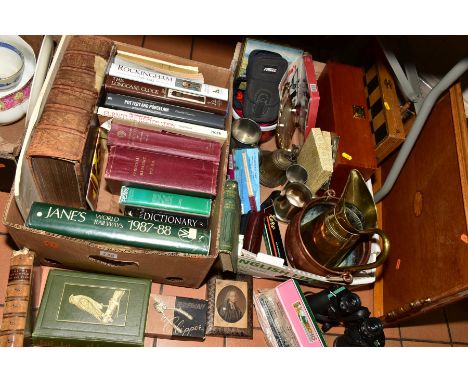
top-left (3, 36), bottom-right (235, 288)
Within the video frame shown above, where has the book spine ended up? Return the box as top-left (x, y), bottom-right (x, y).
top-left (105, 146), bottom-right (218, 197)
top-left (120, 186), bottom-right (212, 217)
top-left (124, 205), bottom-right (209, 229)
top-left (97, 107), bottom-right (227, 144)
top-left (0, 250), bottom-right (35, 347)
top-left (26, 202), bottom-right (211, 255)
top-left (108, 63), bottom-right (229, 101)
top-left (218, 180), bottom-right (241, 254)
top-left (107, 123), bottom-right (221, 163)
top-left (104, 93), bottom-right (226, 130)
top-left (104, 76), bottom-right (227, 115)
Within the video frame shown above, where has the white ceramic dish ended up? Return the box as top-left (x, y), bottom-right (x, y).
top-left (25, 36), bottom-right (54, 125)
top-left (0, 36), bottom-right (36, 125)
top-left (0, 41), bottom-right (25, 90)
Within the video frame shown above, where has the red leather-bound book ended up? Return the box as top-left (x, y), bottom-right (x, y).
top-left (107, 122), bottom-right (222, 163)
top-left (105, 145), bottom-right (219, 197)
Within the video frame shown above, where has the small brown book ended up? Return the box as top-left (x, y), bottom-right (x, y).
top-left (0, 250), bottom-right (35, 347)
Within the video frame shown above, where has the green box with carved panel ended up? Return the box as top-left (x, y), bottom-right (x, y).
top-left (32, 269), bottom-right (151, 346)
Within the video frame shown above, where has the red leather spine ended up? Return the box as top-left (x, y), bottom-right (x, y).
top-left (107, 123), bottom-right (222, 163)
top-left (105, 146), bottom-right (219, 197)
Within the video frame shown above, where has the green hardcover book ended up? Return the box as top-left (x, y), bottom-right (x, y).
top-left (32, 270), bottom-right (151, 346)
top-left (119, 186), bottom-right (212, 217)
top-left (218, 180), bottom-right (241, 272)
top-left (26, 202), bottom-right (211, 255)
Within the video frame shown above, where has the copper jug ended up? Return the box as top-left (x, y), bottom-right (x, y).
top-left (285, 170), bottom-right (390, 282)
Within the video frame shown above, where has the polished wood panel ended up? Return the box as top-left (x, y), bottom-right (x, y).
top-left (380, 84), bottom-right (468, 321)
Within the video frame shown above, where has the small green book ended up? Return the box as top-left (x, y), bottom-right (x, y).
top-left (119, 186), bottom-right (212, 217)
top-left (218, 180), bottom-right (241, 272)
top-left (26, 202), bottom-right (211, 255)
top-left (33, 270), bottom-right (151, 346)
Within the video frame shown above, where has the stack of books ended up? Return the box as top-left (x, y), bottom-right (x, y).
top-left (97, 49), bottom-right (231, 251)
top-left (25, 40), bottom-right (231, 256)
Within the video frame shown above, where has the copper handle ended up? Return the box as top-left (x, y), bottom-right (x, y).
top-left (335, 228), bottom-right (390, 272)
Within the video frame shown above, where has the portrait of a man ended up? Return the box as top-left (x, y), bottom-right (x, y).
top-left (207, 274), bottom-right (252, 337)
top-left (218, 288), bottom-right (244, 323)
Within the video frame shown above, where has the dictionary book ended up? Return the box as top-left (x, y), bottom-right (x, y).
top-left (124, 205), bottom-right (209, 229)
top-left (32, 270), bottom-right (151, 347)
top-left (26, 202), bottom-right (211, 255)
top-left (119, 186), bottom-right (212, 217)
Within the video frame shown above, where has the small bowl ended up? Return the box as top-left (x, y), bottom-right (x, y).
top-left (231, 118), bottom-right (262, 147)
top-left (0, 79), bottom-right (32, 125)
top-left (0, 42), bottom-right (25, 91)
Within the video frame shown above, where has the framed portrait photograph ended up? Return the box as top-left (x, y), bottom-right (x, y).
top-left (206, 273), bottom-right (253, 338)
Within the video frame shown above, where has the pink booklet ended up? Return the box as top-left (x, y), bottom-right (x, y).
top-left (254, 279), bottom-right (325, 347)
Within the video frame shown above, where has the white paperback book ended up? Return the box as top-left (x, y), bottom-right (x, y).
top-left (108, 62), bottom-right (229, 101)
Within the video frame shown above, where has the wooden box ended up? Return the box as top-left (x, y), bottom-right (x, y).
top-left (375, 83), bottom-right (468, 324)
top-left (316, 62), bottom-right (377, 194)
top-left (364, 59), bottom-right (409, 164)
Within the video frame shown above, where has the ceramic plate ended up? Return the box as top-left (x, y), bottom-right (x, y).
top-left (0, 36), bottom-right (35, 98)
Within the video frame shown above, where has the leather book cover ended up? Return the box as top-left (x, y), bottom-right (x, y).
top-left (28, 125), bottom-right (88, 160)
top-left (316, 62), bottom-right (376, 194)
top-left (40, 106), bottom-right (91, 131)
top-left (54, 66), bottom-right (100, 93)
top-left (242, 210), bottom-right (265, 254)
top-left (26, 202), bottom-right (212, 255)
top-left (104, 75), bottom-right (228, 115)
top-left (61, 51), bottom-right (105, 72)
top-left (146, 294), bottom-right (208, 339)
top-left (26, 35), bottom-right (115, 208)
top-left (47, 85), bottom-right (97, 113)
top-left (107, 122), bottom-right (222, 163)
top-left (105, 145), bottom-right (219, 197)
top-left (32, 269), bottom-right (151, 347)
top-left (67, 35), bottom-right (115, 59)
top-left (104, 92), bottom-right (226, 130)
top-left (0, 249), bottom-right (35, 347)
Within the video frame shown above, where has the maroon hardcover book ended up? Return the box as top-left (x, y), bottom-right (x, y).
top-left (105, 146), bottom-right (219, 197)
top-left (104, 76), bottom-right (228, 115)
top-left (107, 122), bottom-right (222, 163)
